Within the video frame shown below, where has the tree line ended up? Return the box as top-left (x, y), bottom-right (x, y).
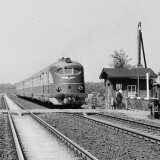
top-left (85, 82), bottom-right (105, 95)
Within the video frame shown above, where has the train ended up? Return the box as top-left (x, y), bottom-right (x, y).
top-left (16, 57), bottom-right (87, 108)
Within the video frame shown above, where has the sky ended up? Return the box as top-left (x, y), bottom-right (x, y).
top-left (1, 0), bottom-right (160, 84)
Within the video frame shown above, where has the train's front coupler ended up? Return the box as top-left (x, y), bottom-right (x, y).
top-left (63, 96), bottom-right (76, 105)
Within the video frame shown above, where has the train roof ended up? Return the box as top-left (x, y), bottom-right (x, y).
top-left (19, 57), bottom-right (83, 82)
top-left (54, 57), bottom-right (83, 67)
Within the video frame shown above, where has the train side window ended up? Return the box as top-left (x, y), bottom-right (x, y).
top-left (40, 73), bottom-right (44, 80)
top-left (55, 68), bottom-right (63, 75)
top-left (48, 71), bottom-right (54, 83)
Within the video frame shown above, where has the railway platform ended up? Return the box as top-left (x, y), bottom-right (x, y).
top-left (104, 109), bottom-right (160, 124)
top-left (0, 108), bottom-right (102, 114)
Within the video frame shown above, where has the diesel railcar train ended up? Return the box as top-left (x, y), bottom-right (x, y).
top-left (16, 57), bottom-right (87, 108)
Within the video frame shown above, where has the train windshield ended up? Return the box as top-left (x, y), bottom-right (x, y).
top-left (73, 68), bottom-right (81, 74)
top-left (65, 68), bottom-right (72, 74)
top-left (55, 67), bottom-right (81, 75)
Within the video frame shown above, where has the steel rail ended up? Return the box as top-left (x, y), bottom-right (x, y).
top-left (3, 96), bottom-right (25, 160)
top-left (94, 113), bottom-right (160, 131)
top-left (67, 113), bottom-right (160, 145)
top-left (8, 96), bottom-right (99, 160)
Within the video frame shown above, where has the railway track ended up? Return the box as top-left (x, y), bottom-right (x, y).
top-left (3, 94), bottom-right (98, 160)
top-left (93, 113), bottom-right (160, 132)
top-left (4, 95), bottom-right (25, 160)
top-left (67, 112), bottom-right (160, 145)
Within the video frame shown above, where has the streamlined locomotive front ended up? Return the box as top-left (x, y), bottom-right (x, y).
top-left (49, 58), bottom-right (87, 107)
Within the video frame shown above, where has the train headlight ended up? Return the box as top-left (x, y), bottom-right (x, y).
top-left (56, 87), bottom-right (61, 92)
top-left (79, 86), bottom-right (83, 91)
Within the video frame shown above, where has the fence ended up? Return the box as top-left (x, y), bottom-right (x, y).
top-left (126, 97), bottom-right (154, 111)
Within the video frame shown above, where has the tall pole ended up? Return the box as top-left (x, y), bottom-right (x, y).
top-left (140, 31), bottom-right (147, 68)
top-left (137, 22), bottom-right (141, 97)
top-left (146, 73), bottom-right (149, 99)
top-left (137, 22), bottom-right (141, 66)
top-left (137, 65), bottom-right (140, 96)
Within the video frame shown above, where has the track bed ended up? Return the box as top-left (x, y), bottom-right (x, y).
top-left (0, 114), bottom-right (18, 160)
top-left (38, 112), bottom-right (160, 160)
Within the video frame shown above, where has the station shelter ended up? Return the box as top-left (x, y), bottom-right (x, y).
top-left (99, 68), bottom-right (157, 109)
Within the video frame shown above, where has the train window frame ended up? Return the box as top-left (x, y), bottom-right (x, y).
top-left (55, 68), bottom-right (64, 75)
top-left (55, 67), bottom-right (81, 75)
top-left (73, 68), bottom-right (81, 75)
top-left (40, 73), bottom-right (44, 80)
top-left (64, 67), bottom-right (73, 75)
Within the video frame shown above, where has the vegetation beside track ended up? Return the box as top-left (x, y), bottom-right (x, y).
top-left (0, 95), bottom-right (6, 109)
top-left (0, 84), bottom-right (16, 94)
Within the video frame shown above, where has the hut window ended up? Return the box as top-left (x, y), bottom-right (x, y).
top-left (127, 85), bottom-right (136, 97)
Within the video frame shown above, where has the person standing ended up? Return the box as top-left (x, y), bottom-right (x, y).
top-left (110, 96), bottom-right (114, 109)
top-left (116, 89), bottom-right (123, 109)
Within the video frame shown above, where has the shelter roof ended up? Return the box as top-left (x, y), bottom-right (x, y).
top-left (99, 68), bottom-right (157, 80)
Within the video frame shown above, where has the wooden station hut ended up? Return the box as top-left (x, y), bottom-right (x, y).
top-left (99, 68), bottom-right (157, 109)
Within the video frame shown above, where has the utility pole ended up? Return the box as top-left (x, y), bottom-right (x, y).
top-left (137, 22), bottom-right (141, 97)
top-left (137, 22), bottom-right (147, 97)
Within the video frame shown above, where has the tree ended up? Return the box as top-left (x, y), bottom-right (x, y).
top-left (109, 49), bottom-right (136, 69)
top-left (85, 82), bottom-right (105, 95)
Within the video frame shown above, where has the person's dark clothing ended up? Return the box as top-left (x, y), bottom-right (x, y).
top-left (116, 91), bottom-right (123, 109)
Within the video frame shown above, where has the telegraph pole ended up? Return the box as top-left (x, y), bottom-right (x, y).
top-left (137, 22), bottom-right (141, 97)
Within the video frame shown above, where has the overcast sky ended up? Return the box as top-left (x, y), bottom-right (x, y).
top-left (1, 0), bottom-right (160, 83)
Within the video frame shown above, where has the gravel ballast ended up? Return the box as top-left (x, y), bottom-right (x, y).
top-left (0, 95), bottom-right (6, 110)
top-left (8, 94), bottom-right (47, 110)
top-left (0, 114), bottom-right (18, 160)
top-left (39, 113), bottom-right (160, 160)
